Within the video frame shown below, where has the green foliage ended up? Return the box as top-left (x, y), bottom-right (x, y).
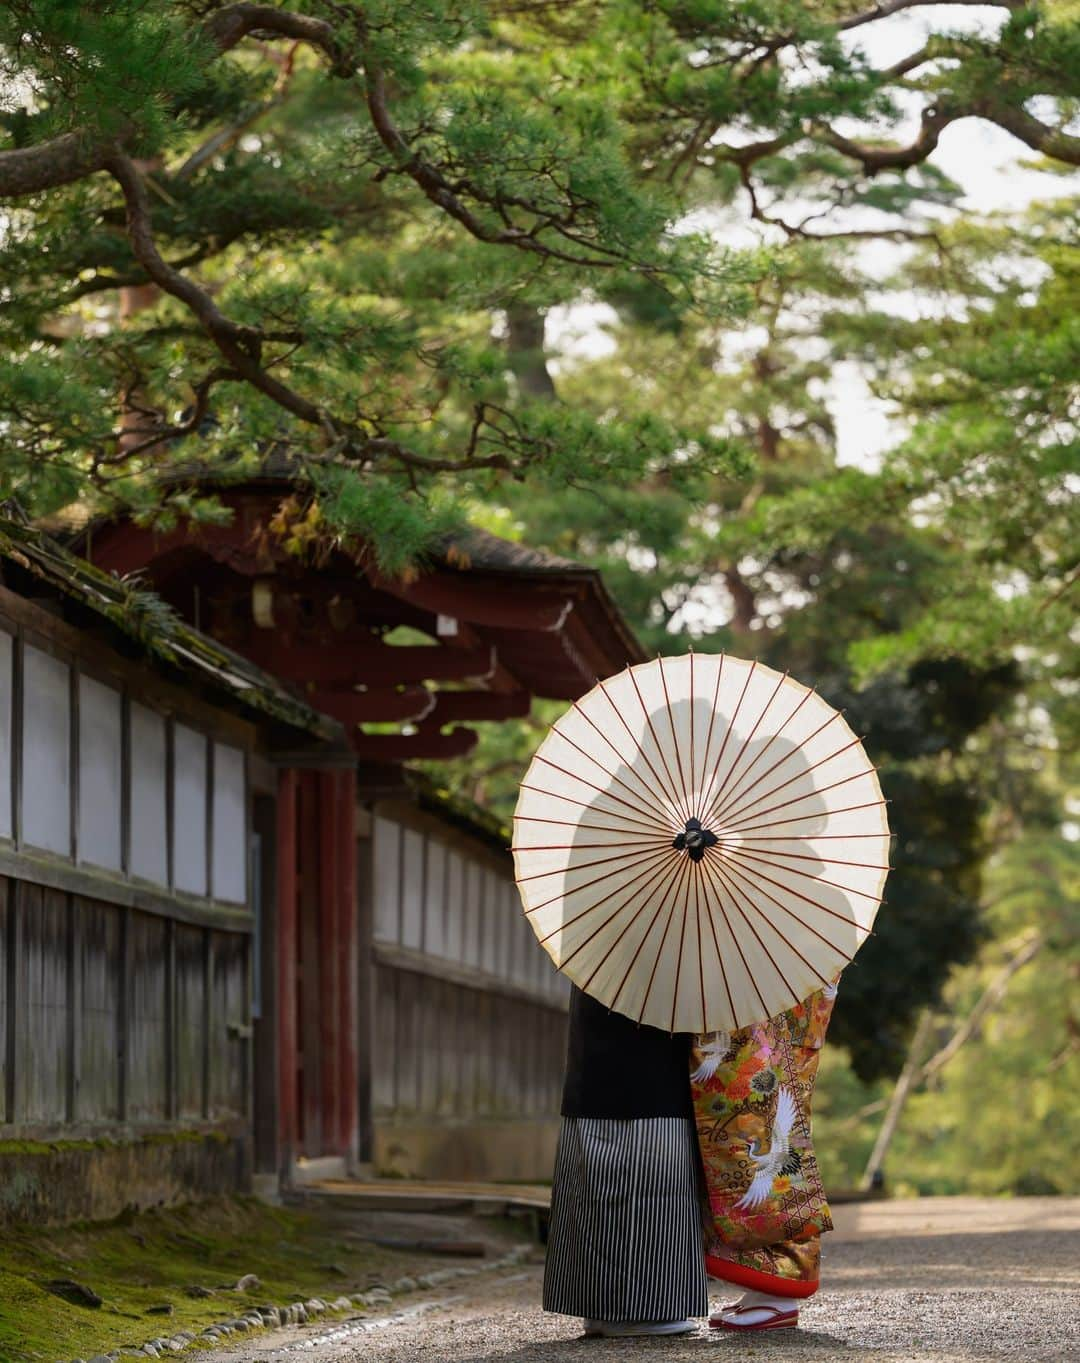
top-left (816, 823), bottom-right (1080, 1195)
top-left (2, 0), bottom-right (1076, 568)
top-left (310, 464), bottom-right (464, 575)
top-left (2, 0), bottom-right (1077, 1110)
top-left (0, 1), bottom-right (208, 147)
top-left (451, 199), bottom-right (1073, 1079)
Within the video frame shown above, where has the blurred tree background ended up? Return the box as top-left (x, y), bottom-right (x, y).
top-left (2, 0), bottom-right (1077, 1190)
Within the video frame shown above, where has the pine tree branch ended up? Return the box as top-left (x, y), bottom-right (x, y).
top-left (838, 0), bottom-right (1024, 33)
top-left (980, 102), bottom-right (1080, 167)
top-left (0, 6), bottom-right (349, 200)
top-left (920, 930), bottom-right (1045, 1081)
top-left (736, 161), bottom-right (944, 244)
top-left (105, 150), bottom-right (327, 427)
top-left (819, 105), bottom-right (959, 173)
top-left (199, 4), bottom-right (350, 71)
top-left (361, 66), bottom-right (631, 268)
top-left (100, 154), bottom-right (524, 477)
top-left (0, 127), bottom-right (134, 199)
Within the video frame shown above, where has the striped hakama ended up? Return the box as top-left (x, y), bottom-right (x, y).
top-left (543, 1116), bottom-right (708, 1322)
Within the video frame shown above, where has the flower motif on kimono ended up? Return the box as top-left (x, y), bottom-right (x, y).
top-left (690, 979), bottom-right (841, 1257)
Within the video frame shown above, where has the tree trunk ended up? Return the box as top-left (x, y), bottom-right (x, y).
top-left (506, 303), bottom-right (557, 401)
top-left (858, 1007), bottom-right (934, 1192)
top-left (723, 565), bottom-right (758, 634)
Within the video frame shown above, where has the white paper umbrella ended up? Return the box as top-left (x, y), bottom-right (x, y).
top-left (512, 653), bottom-right (890, 1033)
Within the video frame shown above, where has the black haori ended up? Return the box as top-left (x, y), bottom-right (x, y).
top-left (544, 987), bottom-right (707, 1323)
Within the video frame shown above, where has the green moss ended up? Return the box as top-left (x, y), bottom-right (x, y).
top-left (0, 1129), bottom-right (229, 1158)
top-left (0, 1195), bottom-right (522, 1363)
top-left (0, 1138), bottom-right (107, 1155)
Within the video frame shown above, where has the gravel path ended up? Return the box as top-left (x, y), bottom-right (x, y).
top-left (201, 1198), bottom-right (1080, 1363)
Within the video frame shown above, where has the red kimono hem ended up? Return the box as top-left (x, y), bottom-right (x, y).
top-left (704, 1254), bottom-right (819, 1299)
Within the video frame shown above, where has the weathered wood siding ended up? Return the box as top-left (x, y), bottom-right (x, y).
top-left (79, 895), bottom-right (122, 1122)
top-left (0, 592), bottom-right (257, 1221)
top-left (366, 802), bottom-right (568, 1179)
top-left (0, 880), bottom-right (248, 1131)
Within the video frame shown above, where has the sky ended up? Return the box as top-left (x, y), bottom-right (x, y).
top-left (548, 5), bottom-right (1076, 472)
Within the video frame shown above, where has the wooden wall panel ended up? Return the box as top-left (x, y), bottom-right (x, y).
top-left (462, 861), bottom-right (481, 970)
top-left (368, 813), bottom-right (569, 1138)
top-left (492, 993), bottom-right (517, 1119)
top-left (434, 979), bottom-right (458, 1119)
top-left (529, 925), bottom-right (546, 993)
top-left (368, 958), bottom-right (568, 1130)
top-left (174, 923), bottom-right (206, 1118)
top-left (372, 818), bottom-right (401, 944)
top-left (479, 869), bottom-right (497, 977)
top-left (210, 743), bottom-right (247, 904)
top-left (211, 931), bottom-right (247, 1116)
top-left (417, 970), bottom-right (439, 1116)
top-left (524, 1002), bottom-right (544, 1118)
top-left (395, 969), bottom-right (422, 1116)
top-left (550, 1009), bottom-right (567, 1110)
top-left (444, 849), bottom-right (465, 963)
top-left (423, 838), bottom-right (446, 960)
top-left (474, 990), bottom-right (493, 1117)
top-left (372, 962), bottom-right (397, 1118)
top-left (21, 647), bottom-right (72, 857)
top-left (127, 910), bottom-right (168, 1120)
top-left (78, 897), bottom-right (121, 1122)
top-left (508, 882), bottom-right (528, 988)
top-left (0, 879), bottom-right (8, 1118)
top-left (77, 675), bottom-right (123, 872)
top-left (457, 985), bottom-right (479, 1118)
top-left (0, 632), bottom-right (14, 839)
top-left (172, 725), bottom-right (208, 897)
top-left (128, 703), bottom-right (168, 886)
top-left (400, 829), bottom-right (424, 951)
top-left (17, 884), bottom-right (69, 1123)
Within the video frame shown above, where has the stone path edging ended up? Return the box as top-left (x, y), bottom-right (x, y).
top-left (63, 1244), bottom-right (534, 1363)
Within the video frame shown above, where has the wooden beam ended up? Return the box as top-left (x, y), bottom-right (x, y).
top-left (428, 689), bottom-right (531, 723)
top-left (310, 686), bottom-right (436, 725)
top-left (87, 518), bottom-right (276, 578)
top-left (244, 642), bottom-right (497, 686)
top-left (348, 725), bottom-right (479, 762)
top-left (312, 687), bottom-right (530, 727)
top-left (372, 571), bottom-right (575, 632)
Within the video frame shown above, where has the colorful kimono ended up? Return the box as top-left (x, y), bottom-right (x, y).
top-left (690, 980), bottom-right (838, 1299)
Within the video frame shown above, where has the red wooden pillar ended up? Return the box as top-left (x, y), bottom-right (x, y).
top-left (317, 771), bottom-right (342, 1154)
top-left (297, 772), bottom-right (322, 1153)
top-left (336, 767), bottom-right (359, 1158)
top-left (276, 768), bottom-right (299, 1167)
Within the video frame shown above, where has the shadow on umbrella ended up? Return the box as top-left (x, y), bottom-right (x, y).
top-left (552, 692), bottom-right (850, 1032)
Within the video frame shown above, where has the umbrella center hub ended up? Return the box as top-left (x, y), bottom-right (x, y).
top-left (673, 817), bottom-right (719, 863)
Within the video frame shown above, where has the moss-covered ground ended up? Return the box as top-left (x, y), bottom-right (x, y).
top-left (0, 1196), bottom-right (521, 1363)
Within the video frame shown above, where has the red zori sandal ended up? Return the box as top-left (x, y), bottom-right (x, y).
top-left (709, 1304), bottom-right (799, 1332)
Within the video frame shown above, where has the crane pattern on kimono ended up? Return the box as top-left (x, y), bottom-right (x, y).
top-left (690, 1030), bottom-right (733, 1083)
top-left (735, 1086), bottom-right (803, 1211)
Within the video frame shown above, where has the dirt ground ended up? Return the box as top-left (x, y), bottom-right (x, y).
top-left (197, 1196), bottom-right (1080, 1363)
